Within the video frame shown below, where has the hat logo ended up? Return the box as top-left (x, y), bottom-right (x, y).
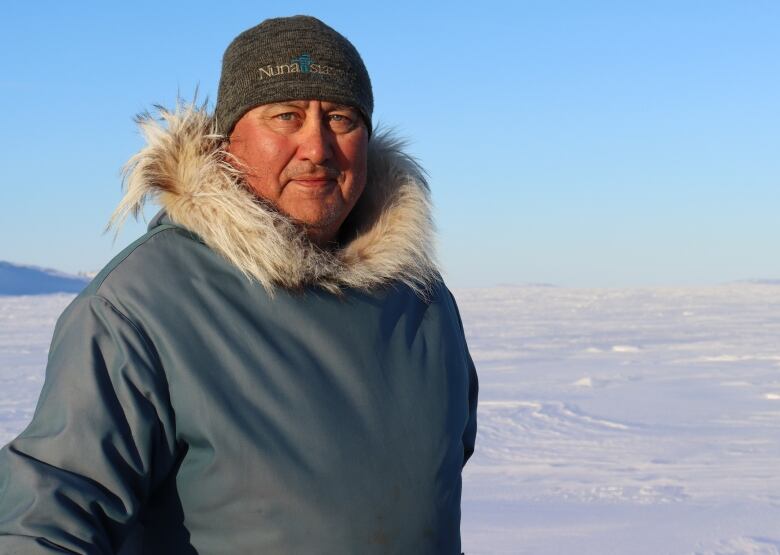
top-left (293, 53), bottom-right (311, 73)
top-left (258, 54), bottom-right (344, 80)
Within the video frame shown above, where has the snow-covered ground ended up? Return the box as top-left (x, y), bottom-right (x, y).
top-left (2, 286), bottom-right (779, 554)
top-left (456, 284), bottom-right (780, 554)
top-left (0, 294), bottom-right (73, 444)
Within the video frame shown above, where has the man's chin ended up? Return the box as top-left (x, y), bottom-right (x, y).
top-left (285, 215), bottom-right (341, 246)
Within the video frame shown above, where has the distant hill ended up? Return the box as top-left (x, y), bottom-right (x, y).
top-left (736, 279), bottom-right (780, 286)
top-left (495, 282), bottom-right (559, 288)
top-left (0, 261), bottom-right (90, 295)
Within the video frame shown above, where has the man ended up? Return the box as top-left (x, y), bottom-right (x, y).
top-left (0, 15), bottom-right (478, 554)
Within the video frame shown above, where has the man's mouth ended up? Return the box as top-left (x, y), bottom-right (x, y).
top-left (290, 173), bottom-right (338, 186)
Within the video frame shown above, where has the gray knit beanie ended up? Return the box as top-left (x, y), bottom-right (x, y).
top-left (214, 15), bottom-right (373, 137)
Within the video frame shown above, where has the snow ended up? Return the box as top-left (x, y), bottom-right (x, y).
top-left (0, 295), bottom-right (74, 443)
top-left (2, 285), bottom-right (780, 554)
top-left (455, 284), bottom-right (780, 554)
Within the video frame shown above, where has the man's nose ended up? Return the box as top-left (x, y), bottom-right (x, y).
top-left (296, 118), bottom-right (333, 164)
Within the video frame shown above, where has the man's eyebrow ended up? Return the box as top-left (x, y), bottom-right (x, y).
top-left (327, 103), bottom-right (357, 111)
top-left (260, 101), bottom-right (357, 111)
top-left (259, 100), bottom-right (310, 110)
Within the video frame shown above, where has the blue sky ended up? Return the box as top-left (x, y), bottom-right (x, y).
top-left (1, 1), bottom-right (778, 287)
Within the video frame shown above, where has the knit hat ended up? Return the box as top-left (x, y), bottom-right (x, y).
top-left (214, 15), bottom-right (373, 137)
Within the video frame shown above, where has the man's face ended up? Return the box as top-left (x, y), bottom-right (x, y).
top-left (226, 100), bottom-right (369, 246)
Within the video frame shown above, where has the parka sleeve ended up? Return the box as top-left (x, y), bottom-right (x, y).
top-left (462, 347), bottom-right (479, 467)
top-left (0, 295), bottom-right (179, 554)
top-left (447, 290), bottom-right (479, 468)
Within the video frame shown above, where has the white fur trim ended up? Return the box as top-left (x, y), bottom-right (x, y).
top-left (110, 103), bottom-right (439, 296)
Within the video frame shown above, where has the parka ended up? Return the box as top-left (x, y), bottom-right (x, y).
top-left (0, 105), bottom-right (478, 554)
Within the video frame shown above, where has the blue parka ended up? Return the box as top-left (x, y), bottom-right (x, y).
top-left (0, 106), bottom-right (478, 554)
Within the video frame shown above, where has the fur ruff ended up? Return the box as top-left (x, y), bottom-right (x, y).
top-left (110, 103), bottom-right (439, 296)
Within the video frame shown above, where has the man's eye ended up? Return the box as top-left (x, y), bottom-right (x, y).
top-left (268, 112), bottom-right (303, 131)
top-left (328, 113), bottom-right (357, 132)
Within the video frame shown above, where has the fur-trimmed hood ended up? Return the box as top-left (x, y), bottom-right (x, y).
top-left (110, 104), bottom-right (439, 296)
